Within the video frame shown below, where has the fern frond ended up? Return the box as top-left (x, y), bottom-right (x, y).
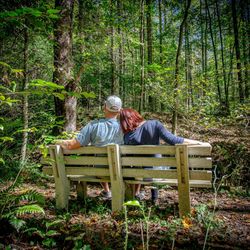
top-left (45, 219), bottom-right (64, 229)
top-left (15, 204), bottom-right (45, 217)
top-left (18, 189), bottom-right (45, 205)
top-left (9, 217), bottom-right (26, 232)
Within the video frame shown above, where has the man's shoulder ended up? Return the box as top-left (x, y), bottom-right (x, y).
top-left (89, 118), bottom-right (119, 126)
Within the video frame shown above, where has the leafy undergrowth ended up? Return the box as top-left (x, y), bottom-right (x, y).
top-left (0, 181), bottom-right (249, 250)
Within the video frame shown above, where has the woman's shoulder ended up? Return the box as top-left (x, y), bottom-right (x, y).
top-left (145, 119), bottom-right (161, 126)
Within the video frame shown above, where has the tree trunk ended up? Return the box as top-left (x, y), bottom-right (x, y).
top-left (185, 21), bottom-right (193, 110)
top-left (205, 0), bottom-right (222, 104)
top-left (21, 24), bottom-right (29, 163)
top-left (110, 0), bottom-right (118, 95)
top-left (139, 0), bottom-right (145, 113)
top-left (146, 0), bottom-right (154, 111)
top-left (158, 0), bottom-right (163, 65)
top-left (215, 0), bottom-right (229, 112)
top-left (240, 0), bottom-right (249, 99)
top-left (117, 0), bottom-right (124, 101)
top-left (231, 0), bottom-right (244, 102)
top-left (53, 0), bottom-right (76, 133)
top-left (172, 0), bottom-right (191, 135)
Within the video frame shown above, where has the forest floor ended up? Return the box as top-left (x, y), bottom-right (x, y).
top-left (3, 182), bottom-right (250, 250)
top-left (1, 114), bottom-right (250, 250)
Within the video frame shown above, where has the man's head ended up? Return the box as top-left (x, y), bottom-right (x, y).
top-left (104, 95), bottom-right (122, 116)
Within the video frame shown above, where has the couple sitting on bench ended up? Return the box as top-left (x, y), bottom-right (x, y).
top-left (58, 95), bottom-right (205, 201)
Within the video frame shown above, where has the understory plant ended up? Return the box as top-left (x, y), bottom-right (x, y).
top-left (0, 179), bottom-right (45, 233)
top-left (123, 200), bottom-right (151, 250)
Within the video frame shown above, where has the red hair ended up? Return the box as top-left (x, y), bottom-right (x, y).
top-left (120, 108), bottom-right (144, 134)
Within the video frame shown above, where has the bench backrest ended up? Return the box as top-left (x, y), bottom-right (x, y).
top-left (42, 143), bottom-right (212, 216)
top-left (119, 144), bottom-right (212, 187)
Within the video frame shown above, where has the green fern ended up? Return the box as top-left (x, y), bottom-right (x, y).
top-left (0, 184), bottom-right (45, 232)
top-left (15, 204), bottom-right (45, 217)
top-left (16, 189), bottom-right (45, 205)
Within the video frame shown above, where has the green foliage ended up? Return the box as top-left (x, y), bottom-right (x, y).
top-left (24, 218), bottom-right (64, 248)
top-left (213, 142), bottom-right (250, 189)
top-left (194, 204), bottom-right (221, 230)
top-left (0, 183), bottom-right (45, 232)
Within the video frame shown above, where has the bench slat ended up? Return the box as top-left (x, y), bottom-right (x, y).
top-left (64, 156), bottom-right (109, 165)
top-left (122, 169), bottom-right (212, 180)
top-left (121, 157), bottom-right (177, 167)
top-left (44, 166), bottom-right (212, 181)
top-left (43, 166), bottom-right (109, 176)
top-left (189, 157), bottom-right (212, 169)
top-left (188, 144), bottom-right (212, 156)
top-left (124, 179), bottom-right (212, 188)
top-left (120, 145), bottom-right (176, 155)
top-left (63, 146), bottom-right (107, 155)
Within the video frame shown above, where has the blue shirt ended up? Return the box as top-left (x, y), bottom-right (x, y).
top-left (76, 118), bottom-right (124, 146)
top-left (124, 120), bottom-right (184, 145)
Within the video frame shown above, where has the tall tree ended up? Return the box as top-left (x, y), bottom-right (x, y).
top-left (172, 0), bottom-right (191, 134)
top-left (146, 0), bottom-right (154, 111)
top-left (53, 0), bottom-right (76, 133)
top-left (21, 22), bottom-right (29, 163)
top-left (158, 0), bottom-right (163, 65)
top-left (110, 0), bottom-right (118, 95)
top-left (205, 0), bottom-right (221, 104)
top-left (231, 0), bottom-right (244, 102)
top-left (139, 0), bottom-right (145, 113)
top-left (215, 0), bottom-right (228, 111)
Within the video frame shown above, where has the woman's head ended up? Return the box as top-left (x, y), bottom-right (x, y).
top-left (120, 108), bottom-right (144, 133)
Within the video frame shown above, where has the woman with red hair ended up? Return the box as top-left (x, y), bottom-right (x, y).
top-left (120, 108), bottom-right (203, 201)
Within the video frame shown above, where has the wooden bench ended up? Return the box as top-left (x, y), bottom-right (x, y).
top-left (42, 143), bottom-right (212, 217)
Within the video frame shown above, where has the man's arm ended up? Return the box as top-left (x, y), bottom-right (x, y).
top-left (56, 139), bottom-right (81, 150)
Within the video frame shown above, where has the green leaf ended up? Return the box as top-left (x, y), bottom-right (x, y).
top-left (0, 95), bottom-right (5, 101)
top-left (15, 204), bottom-right (45, 216)
top-left (30, 79), bottom-right (65, 90)
top-left (46, 230), bottom-right (60, 237)
top-left (0, 61), bottom-right (11, 69)
top-left (9, 217), bottom-right (26, 232)
top-left (53, 92), bottom-right (65, 100)
top-left (47, 9), bottom-right (60, 15)
top-left (45, 219), bottom-right (64, 229)
top-left (0, 137), bottom-right (14, 142)
top-left (81, 91), bottom-right (96, 99)
top-left (0, 158), bottom-right (5, 164)
top-left (123, 200), bottom-right (141, 207)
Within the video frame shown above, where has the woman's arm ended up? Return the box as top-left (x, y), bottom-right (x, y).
top-left (183, 138), bottom-right (206, 145)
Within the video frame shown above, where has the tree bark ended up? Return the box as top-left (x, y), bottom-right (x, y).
top-left (146, 0), bottom-right (154, 111)
top-left (110, 0), bottom-right (118, 95)
top-left (205, 0), bottom-right (221, 104)
top-left (21, 24), bottom-right (29, 163)
top-left (240, 0), bottom-right (249, 99)
top-left (158, 0), bottom-right (163, 64)
top-left (139, 0), bottom-right (145, 113)
top-left (231, 0), bottom-right (244, 102)
top-left (215, 0), bottom-right (228, 111)
top-left (53, 0), bottom-right (76, 133)
top-left (172, 0), bottom-right (191, 135)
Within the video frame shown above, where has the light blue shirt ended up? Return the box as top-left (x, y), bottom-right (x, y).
top-left (76, 118), bottom-right (124, 146)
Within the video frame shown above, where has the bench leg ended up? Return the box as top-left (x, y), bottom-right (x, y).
top-left (124, 183), bottom-right (134, 200)
top-left (107, 145), bottom-right (124, 212)
top-left (76, 181), bottom-right (87, 200)
top-left (176, 145), bottom-right (191, 217)
top-left (50, 145), bottom-right (70, 210)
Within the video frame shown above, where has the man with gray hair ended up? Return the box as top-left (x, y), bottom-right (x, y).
top-left (59, 95), bottom-right (123, 198)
